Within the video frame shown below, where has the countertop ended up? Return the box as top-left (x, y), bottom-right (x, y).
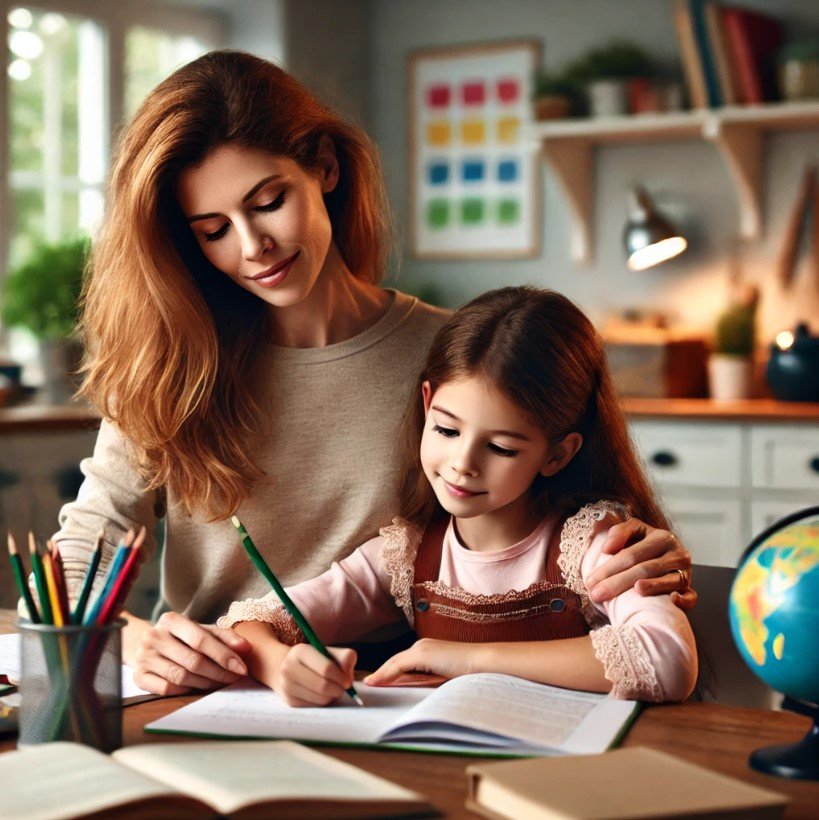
top-left (3, 397), bottom-right (819, 434)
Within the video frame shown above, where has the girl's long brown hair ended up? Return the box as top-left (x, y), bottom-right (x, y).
top-left (79, 51), bottom-right (392, 520)
top-left (398, 286), bottom-right (670, 531)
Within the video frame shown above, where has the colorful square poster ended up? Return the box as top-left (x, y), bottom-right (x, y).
top-left (408, 40), bottom-right (541, 259)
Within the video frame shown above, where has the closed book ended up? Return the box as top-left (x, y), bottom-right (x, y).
top-left (466, 746), bottom-right (789, 820)
top-left (705, 3), bottom-right (738, 105)
top-left (673, 0), bottom-right (708, 109)
top-left (722, 7), bottom-right (783, 104)
top-left (690, 0), bottom-right (723, 107)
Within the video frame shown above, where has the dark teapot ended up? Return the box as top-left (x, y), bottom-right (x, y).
top-left (766, 323), bottom-right (819, 402)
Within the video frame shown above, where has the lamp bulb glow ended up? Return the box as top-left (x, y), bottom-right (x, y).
top-left (775, 330), bottom-right (795, 351)
top-left (627, 236), bottom-right (688, 272)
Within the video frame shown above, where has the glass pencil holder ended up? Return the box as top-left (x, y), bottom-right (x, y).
top-left (17, 618), bottom-right (124, 752)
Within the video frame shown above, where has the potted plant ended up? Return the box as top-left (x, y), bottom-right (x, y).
top-left (532, 71), bottom-right (578, 120)
top-left (1, 236), bottom-right (89, 403)
top-left (565, 40), bottom-right (656, 117)
top-left (708, 286), bottom-right (758, 401)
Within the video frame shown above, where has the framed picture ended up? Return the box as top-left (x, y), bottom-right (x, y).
top-left (407, 40), bottom-right (541, 260)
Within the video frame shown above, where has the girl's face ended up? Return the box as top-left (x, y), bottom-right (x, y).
top-left (420, 376), bottom-right (559, 529)
top-left (176, 142), bottom-right (337, 310)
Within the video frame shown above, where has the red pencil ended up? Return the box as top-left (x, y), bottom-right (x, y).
top-left (95, 526), bottom-right (146, 625)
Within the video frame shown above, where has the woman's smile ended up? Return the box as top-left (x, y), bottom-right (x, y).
top-left (247, 250), bottom-right (301, 287)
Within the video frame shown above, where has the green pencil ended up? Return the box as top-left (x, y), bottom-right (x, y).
top-left (7, 533), bottom-right (40, 623)
top-left (230, 515), bottom-right (364, 707)
top-left (28, 533), bottom-right (53, 624)
top-left (72, 530), bottom-right (104, 624)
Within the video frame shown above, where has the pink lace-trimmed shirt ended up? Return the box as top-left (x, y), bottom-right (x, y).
top-left (219, 502), bottom-right (698, 702)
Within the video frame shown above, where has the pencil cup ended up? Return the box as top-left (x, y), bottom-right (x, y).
top-left (17, 619), bottom-right (124, 752)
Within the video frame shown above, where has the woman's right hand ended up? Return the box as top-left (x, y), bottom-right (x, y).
top-left (271, 643), bottom-right (357, 707)
top-left (127, 611), bottom-right (252, 696)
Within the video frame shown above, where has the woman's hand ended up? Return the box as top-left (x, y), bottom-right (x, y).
top-left (272, 644), bottom-right (357, 707)
top-left (364, 638), bottom-right (475, 685)
top-left (128, 611), bottom-right (253, 696)
top-left (586, 518), bottom-right (696, 610)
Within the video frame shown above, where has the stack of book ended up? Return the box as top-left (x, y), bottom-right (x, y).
top-left (673, 0), bottom-right (783, 108)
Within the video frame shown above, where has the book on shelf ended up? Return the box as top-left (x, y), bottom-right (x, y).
top-left (674, 0), bottom-right (709, 109)
top-left (146, 672), bottom-right (640, 758)
top-left (0, 740), bottom-right (431, 819)
top-left (705, 1), bottom-right (739, 105)
top-left (722, 5), bottom-right (783, 104)
top-left (690, 0), bottom-right (724, 107)
top-left (466, 746), bottom-right (789, 820)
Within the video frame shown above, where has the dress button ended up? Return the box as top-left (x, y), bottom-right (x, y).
top-left (416, 599), bottom-right (430, 612)
top-left (549, 598), bottom-right (566, 612)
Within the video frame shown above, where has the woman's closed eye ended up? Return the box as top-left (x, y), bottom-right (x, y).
top-left (204, 224), bottom-right (229, 242)
top-left (255, 191), bottom-right (285, 212)
top-left (432, 423), bottom-right (458, 438)
top-left (202, 192), bottom-right (286, 242)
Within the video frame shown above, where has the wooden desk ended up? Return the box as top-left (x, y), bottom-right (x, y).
top-left (1, 694), bottom-right (814, 818)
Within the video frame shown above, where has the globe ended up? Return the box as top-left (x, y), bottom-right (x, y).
top-left (729, 506), bottom-right (819, 779)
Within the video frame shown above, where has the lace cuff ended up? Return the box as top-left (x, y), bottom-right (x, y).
top-left (216, 600), bottom-right (305, 646)
top-left (379, 517), bottom-right (422, 626)
top-left (590, 624), bottom-right (662, 702)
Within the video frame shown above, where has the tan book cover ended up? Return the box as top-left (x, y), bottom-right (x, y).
top-left (466, 746), bottom-right (788, 820)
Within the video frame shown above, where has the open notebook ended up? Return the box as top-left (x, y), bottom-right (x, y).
top-left (146, 672), bottom-right (639, 757)
top-left (0, 740), bottom-right (430, 819)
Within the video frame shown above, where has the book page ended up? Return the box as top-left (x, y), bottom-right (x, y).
top-left (115, 740), bottom-right (424, 816)
top-left (0, 741), bottom-right (177, 820)
top-left (146, 678), bottom-right (431, 745)
top-left (381, 673), bottom-right (637, 754)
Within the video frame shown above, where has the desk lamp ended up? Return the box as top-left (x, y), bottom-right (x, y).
top-left (623, 186), bottom-right (688, 271)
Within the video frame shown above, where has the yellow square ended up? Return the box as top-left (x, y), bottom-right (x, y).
top-left (497, 116), bottom-right (520, 143)
top-left (461, 119), bottom-right (486, 145)
top-left (426, 120), bottom-right (451, 146)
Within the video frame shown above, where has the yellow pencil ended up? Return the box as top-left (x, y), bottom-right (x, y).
top-left (42, 551), bottom-right (65, 627)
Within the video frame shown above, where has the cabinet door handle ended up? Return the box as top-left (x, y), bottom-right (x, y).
top-left (650, 450), bottom-right (678, 468)
top-left (809, 456), bottom-right (819, 474)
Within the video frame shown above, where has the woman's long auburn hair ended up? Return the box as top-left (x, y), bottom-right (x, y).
top-left (79, 50), bottom-right (393, 520)
top-left (398, 286), bottom-right (670, 531)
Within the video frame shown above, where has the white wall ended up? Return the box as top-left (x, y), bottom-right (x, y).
top-left (370, 0), bottom-right (819, 342)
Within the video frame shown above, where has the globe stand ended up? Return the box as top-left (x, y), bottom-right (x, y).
top-left (749, 696), bottom-right (819, 780)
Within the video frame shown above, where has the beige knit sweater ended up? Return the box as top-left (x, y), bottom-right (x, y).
top-left (52, 291), bottom-right (448, 623)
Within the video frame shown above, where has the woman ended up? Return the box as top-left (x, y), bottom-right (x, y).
top-left (57, 51), bottom-right (695, 695)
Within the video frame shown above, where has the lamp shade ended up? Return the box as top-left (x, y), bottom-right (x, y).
top-left (623, 186), bottom-right (687, 271)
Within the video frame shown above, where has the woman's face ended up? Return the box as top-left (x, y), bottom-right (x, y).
top-left (176, 143), bottom-right (337, 309)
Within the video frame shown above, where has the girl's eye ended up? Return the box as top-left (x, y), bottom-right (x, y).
top-left (432, 424), bottom-right (458, 438)
top-left (256, 191), bottom-right (285, 212)
top-left (203, 224), bottom-right (229, 242)
top-left (488, 443), bottom-right (519, 457)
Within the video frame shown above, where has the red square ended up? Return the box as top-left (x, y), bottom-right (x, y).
top-left (427, 85), bottom-right (451, 108)
top-left (497, 78), bottom-right (519, 103)
top-left (461, 82), bottom-right (485, 105)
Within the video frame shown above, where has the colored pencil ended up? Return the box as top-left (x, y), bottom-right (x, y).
top-left (230, 515), bottom-right (364, 707)
top-left (28, 533), bottom-right (53, 624)
top-left (82, 529), bottom-right (134, 626)
top-left (96, 527), bottom-right (145, 625)
top-left (72, 531), bottom-right (104, 625)
top-left (42, 550), bottom-right (65, 627)
top-left (7, 533), bottom-right (40, 623)
top-left (49, 540), bottom-right (71, 625)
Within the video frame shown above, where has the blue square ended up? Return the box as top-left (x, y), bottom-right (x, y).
top-left (428, 161), bottom-right (449, 186)
top-left (462, 159), bottom-right (485, 182)
top-left (497, 159), bottom-right (518, 183)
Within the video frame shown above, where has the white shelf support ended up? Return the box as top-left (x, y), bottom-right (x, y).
top-left (704, 119), bottom-right (763, 239)
top-left (542, 138), bottom-right (594, 263)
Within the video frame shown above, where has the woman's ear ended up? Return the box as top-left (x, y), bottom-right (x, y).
top-left (317, 135), bottom-right (340, 194)
top-left (540, 433), bottom-right (583, 477)
top-left (421, 380), bottom-right (433, 417)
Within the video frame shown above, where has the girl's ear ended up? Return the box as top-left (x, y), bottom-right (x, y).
top-left (421, 380), bottom-right (433, 417)
top-left (317, 135), bottom-right (340, 194)
top-left (540, 433), bottom-right (583, 477)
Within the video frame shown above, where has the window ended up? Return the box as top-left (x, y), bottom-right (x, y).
top-left (2, 2), bottom-right (223, 378)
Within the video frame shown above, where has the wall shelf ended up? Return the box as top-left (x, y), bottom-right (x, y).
top-left (532, 101), bottom-right (819, 263)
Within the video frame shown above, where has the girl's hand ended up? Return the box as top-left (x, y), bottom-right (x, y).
top-left (130, 611), bottom-right (252, 696)
top-left (586, 518), bottom-right (697, 610)
top-left (273, 644), bottom-right (357, 707)
top-left (364, 638), bottom-right (475, 685)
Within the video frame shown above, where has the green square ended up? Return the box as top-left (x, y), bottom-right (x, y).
top-left (461, 198), bottom-right (485, 225)
top-left (426, 199), bottom-right (450, 229)
top-left (497, 198), bottom-right (520, 224)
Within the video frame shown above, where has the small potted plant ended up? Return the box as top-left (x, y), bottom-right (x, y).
top-left (566, 40), bottom-right (655, 117)
top-left (1, 236), bottom-right (89, 403)
top-left (708, 286), bottom-right (758, 401)
top-left (532, 71), bottom-right (578, 120)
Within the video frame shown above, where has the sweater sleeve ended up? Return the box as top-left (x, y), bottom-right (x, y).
top-left (46, 419), bottom-right (161, 606)
top-left (216, 535), bottom-right (406, 645)
top-left (576, 507), bottom-right (698, 703)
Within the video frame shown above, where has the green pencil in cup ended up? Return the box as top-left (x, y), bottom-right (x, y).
top-left (230, 516), bottom-right (364, 707)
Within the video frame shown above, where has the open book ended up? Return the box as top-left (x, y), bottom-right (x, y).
top-left (147, 672), bottom-right (639, 757)
top-left (0, 740), bottom-right (430, 819)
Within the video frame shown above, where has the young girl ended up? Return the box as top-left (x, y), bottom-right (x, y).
top-left (219, 286), bottom-right (698, 706)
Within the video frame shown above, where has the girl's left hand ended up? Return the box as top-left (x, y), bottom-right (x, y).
top-left (364, 638), bottom-right (477, 685)
top-left (586, 518), bottom-right (696, 610)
